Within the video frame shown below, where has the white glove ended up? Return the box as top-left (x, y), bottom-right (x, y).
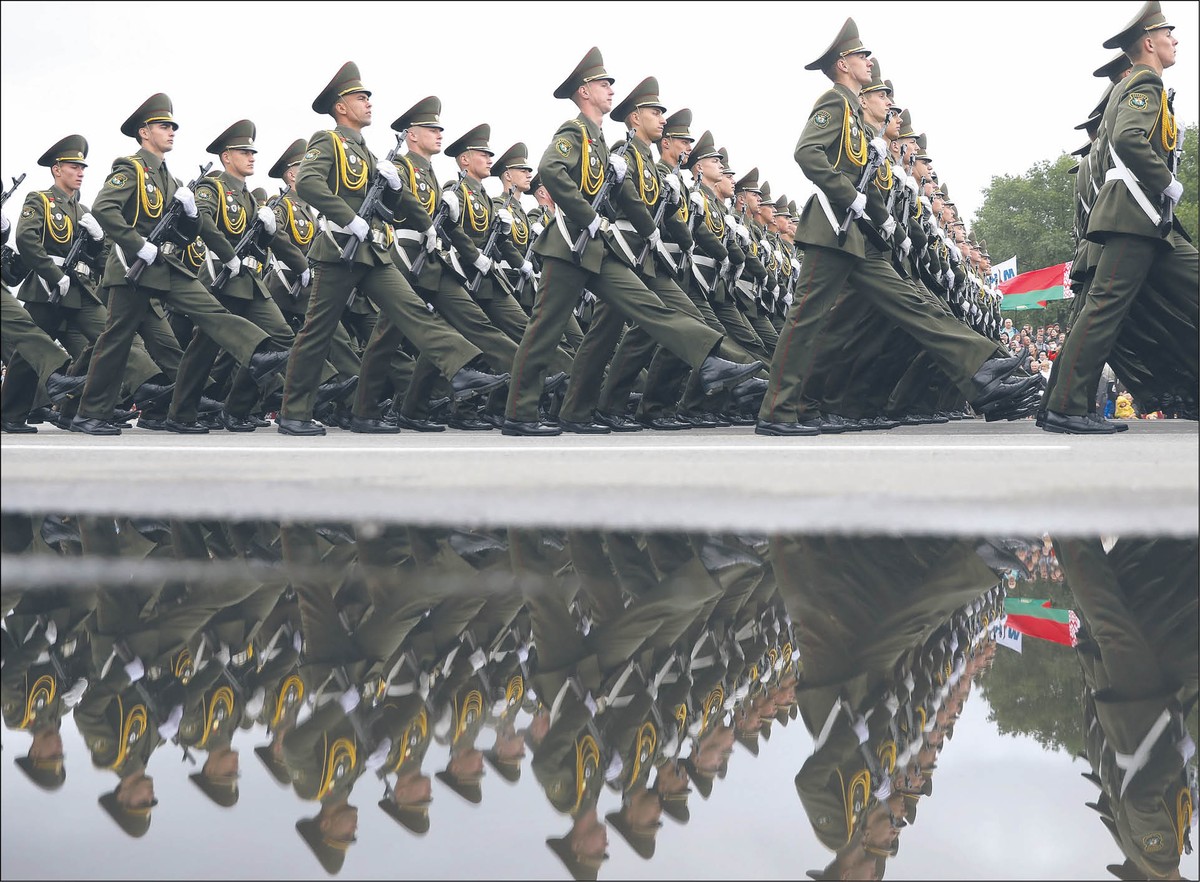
top-left (531, 221), bottom-right (545, 237)
top-left (491, 698), bottom-right (509, 717)
top-left (607, 153), bottom-right (627, 184)
top-left (244, 687), bottom-right (265, 719)
top-left (514, 259), bottom-right (535, 280)
top-left (62, 678), bottom-right (88, 708)
top-left (884, 692), bottom-right (900, 715)
top-left (851, 716), bottom-right (870, 744)
top-left (136, 241), bottom-right (159, 265)
top-left (376, 160), bottom-right (402, 191)
top-left (256, 206), bottom-right (277, 235)
top-left (0, 212), bottom-right (9, 234)
top-left (346, 215), bottom-right (370, 241)
top-left (586, 214), bottom-right (602, 238)
top-left (647, 228), bottom-right (662, 248)
top-left (292, 629), bottom-right (303, 653)
top-left (903, 671), bottom-right (915, 694)
top-left (173, 185), bottom-right (198, 218)
top-left (44, 619), bottom-right (58, 645)
top-left (124, 657), bottom-right (145, 683)
top-left (79, 212), bottom-right (104, 241)
top-left (881, 216), bottom-right (897, 239)
top-left (891, 165), bottom-right (908, 186)
top-left (906, 175), bottom-right (920, 195)
top-left (873, 777), bottom-right (892, 801)
top-left (849, 192), bottom-right (867, 219)
top-left (223, 256), bottom-right (242, 278)
top-left (365, 737), bottom-right (393, 771)
top-left (299, 268), bottom-right (311, 288)
top-left (899, 236), bottom-right (912, 258)
top-left (604, 751), bottom-right (624, 782)
top-left (214, 643), bottom-right (231, 667)
top-left (943, 269), bottom-right (955, 288)
top-left (496, 208), bottom-right (514, 232)
top-left (735, 222), bottom-right (752, 247)
top-left (441, 190), bottom-right (461, 223)
top-left (157, 703), bottom-right (184, 741)
top-left (733, 682), bottom-right (750, 703)
top-left (338, 687), bottom-right (361, 715)
top-left (469, 648), bottom-right (487, 672)
top-left (473, 253), bottom-right (493, 275)
top-left (516, 644), bottom-right (530, 664)
top-left (581, 289), bottom-right (597, 305)
top-left (689, 189), bottom-right (706, 211)
top-left (583, 691), bottom-right (598, 717)
top-left (422, 225), bottom-right (441, 253)
top-left (663, 172), bottom-right (682, 205)
top-left (53, 274), bottom-right (71, 298)
top-left (1163, 178), bottom-right (1184, 206)
top-left (1177, 733), bottom-right (1196, 763)
top-left (869, 136), bottom-right (889, 158)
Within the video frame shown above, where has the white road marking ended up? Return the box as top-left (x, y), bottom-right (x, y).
top-left (2, 443), bottom-right (1070, 453)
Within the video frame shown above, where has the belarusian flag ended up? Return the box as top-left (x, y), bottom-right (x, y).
top-left (998, 262), bottom-right (1073, 310)
top-left (1002, 597), bottom-right (1080, 646)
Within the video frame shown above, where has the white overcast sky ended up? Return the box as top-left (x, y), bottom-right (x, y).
top-left (1, 0), bottom-right (1197, 229)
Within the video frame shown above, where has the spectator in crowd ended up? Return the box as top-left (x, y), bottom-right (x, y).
top-left (1114, 393), bottom-right (1136, 420)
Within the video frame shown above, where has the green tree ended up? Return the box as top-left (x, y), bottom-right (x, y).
top-left (1175, 124), bottom-right (1198, 245)
top-left (973, 154), bottom-right (1077, 272)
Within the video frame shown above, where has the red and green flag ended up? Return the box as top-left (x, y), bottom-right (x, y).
top-left (998, 262), bottom-right (1073, 310)
top-left (1003, 597), bottom-right (1080, 646)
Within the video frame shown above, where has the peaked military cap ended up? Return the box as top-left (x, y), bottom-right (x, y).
top-left (735, 166), bottom-right (761, 193)
top-left (663, 108), bottom-right (694, 140)
top-left (483, 747), bottom-right (522, 782)
top-left (861, 58), bottom-right (890, 94)
top-left (554, 47), bottom-right (614, 100)
top-left (121, 93), bottom-right (178, 139)
top-left (1093, 51), bottom-right (1133, 80)
top-left (774, 194), bottom-right (791, 216)
top-left (1103, 0), bottom-right (1173, 50)
top-left (759, 180), bottom-right (773, 202)
top-left (392, 96), bottom-right (443, 132)
top-left (1074, 108), bottom-right (1104, 132)
top-left (436, 768), bottom-right (483, 803)
top-left (806, 17), bottom-right (870, 73)
top-left (530, 173), bottom-right (544, 193)
top-left (269, 138), bottom-right (308, 179)
top-left (254, 744), bottom-right (291, 784)
top-left (445, 123), bottom-right (493, 158)
top-left (14, 754), bottom-right (65, 791)
top-left (896, 108), bottom-right (917, 140)
top-left (189, 770), bottom-right (239, 807)
top-left (1070, 142), bottom-right (1093, 159)
top-left (38, 134), bottom-right (88, 168)
top-left (99, 789), bottom-right (154, 838)
top-left (612, 76), bottom-right (667, 122)
top-left (660, 787), bottom-right (691, 823)
top-left (206, 119), bottom-right (257, 155)
top-left (967, 229), bottom-right (978, 246)
top-left (718, 147), bottom-right (735, 176)
top-left (493, 142), bottom-right (532, 178)
top-left (915, 133), bottom-right (931, 161)
top-left (683, 129), bottom-right (719, 170)
top-left (788, 198), bottom-right (798, 216)
top-left (606, 807), bottom-right (660, 860)
top-left (940, 183), bottom-right (953, 204)
top-left (312, 61), bottom-right (370, 115)
top-left (378, 796), bottom-right (432, 835)
top-left (547, 835), bottom-right (606, 882)
top-left (296, 817), bottom-right (351, 875)
top-left (251, 187), bottom-right (269, 205)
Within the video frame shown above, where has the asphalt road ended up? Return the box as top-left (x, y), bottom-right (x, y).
top-left (2, 419), bottom-right (1196, 536)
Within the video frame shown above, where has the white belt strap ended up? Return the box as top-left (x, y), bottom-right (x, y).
top-left (813, 189), bottom-right (841, 233)
top-left (607, 221), bottom-right (639, 266)
top-left (1106, 143), bottom-right (1162, 226)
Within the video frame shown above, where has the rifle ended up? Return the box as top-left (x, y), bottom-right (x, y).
top-left (341, 132), bottom-right (403, 265)
top-left (571, 129), bottom-right (635, 265)
top-left (124, 162), bottom-right (213, 288)
top-left (836, 113), bottom-right (892, 248)
top-left (466, 192), bottom-right (515, 297)
top-left (634, 173), bottom-right (678, 274)
top-left (1, 173), bottom-right (28, 286)
top-left (49, 226), bottom-right (93, 305)
top-left (1159, 88), bottom-right (1183, 237)
top-left (409, 169), bottom-right (464, 277)
top-left (211, 186), bottom-right (288, 292)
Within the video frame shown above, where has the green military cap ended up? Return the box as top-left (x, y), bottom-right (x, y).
top-left (268, 138), bottom-right (308, 179)
top-left (606, 807), bottom-right (661, 860)
top-left (612, 75), bottom-right (667, 122)
top-left (206, 119), bottom-right (257, 155)
top-left (1074, 108), bottom-right (1104, 132)
top-left (735, 166), bottom-right (761, 193)
top-left (805, 17), bottom-right (869, 73)
top-left (530, 173), bottom-right (545, 193)
top-left (735, 730), bottom-right (761, 756)
top-left (1070, 142), bottom-right (1093, 159)
top-left (967, 229), bottom-right (978, 246)
top-left (253, 744), bottom-right (291, 785)
top-left (98, 789), bottom-right (155, 838)
top-left (774, 194), bottom-right (791, 216)
top-left (445, 123), bottom-right (494, 158)
top-left (861, 58), bottom-right (890, 95)
top-left (483, 747), bottom-right (522, 783)
top-left (296, 817), bottom-right (352, 875)
top-left (38, 134), bottom-right (88, 168)
top-left (788, 198), bottom-right (798, 216)
top-left (980, 239), bottom-right (991, 259)
top-left (493, 142), bottom-right (532, 179)
top-left (14, 754), bottom-right (65, 791)
top-left (189, 769), bottom-right (239, 808)
top-left (1093, 51), bottom-right (1134, 80)
top-left (940, 183), bottom-right (953, 204)
top-left (659, 787), bottom-right (691, 823)
top-left (719, 147), bottom-right (735, 176)
top-left (312, 60), bottom-right (370, 115)
top-left (662, 108), bottom-right (694, 141)
top-left (120, 92), bottom-right (178, 139)
top-left (683, 129), bottom-right (719, 170)
top-left (759, 180), bottom-right (773, 202)
top-left (1103, 0), bottom-right (1173, 49)
top-left (896, 108), bottom-right (917, 140)
top-left (546, 835), bottom-right (607, 881)
top-left (252, 188), bottom-right (270, 206)
top-left (554, 46), bottom-right (614, 100)
top-left (915, 133), bottom-right (931, 161)
top-left (679, 756), bottom-right (715, 798)
top-left (378, 796), bottom-right (432, 836)
top-left (391, 95), bottom-right (443, 132)
top-left (435, 767), bottom-right (483, 803)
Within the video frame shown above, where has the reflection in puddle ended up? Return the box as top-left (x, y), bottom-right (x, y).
top-left (1, 515), bottom-right (1195, 880)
